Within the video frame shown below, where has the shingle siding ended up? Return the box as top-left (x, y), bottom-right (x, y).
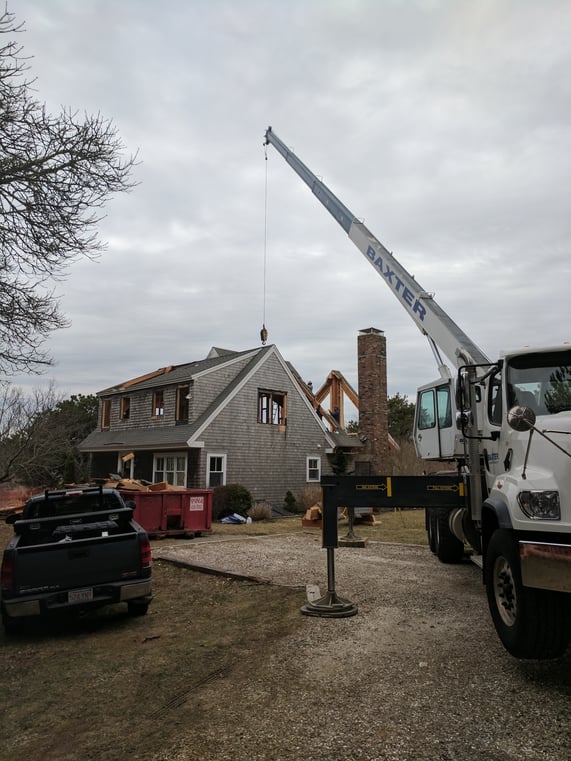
top-left (190, 355), bottom-right (254, 419)
top-left (86, 346), bottom-right (334, 505)
top-left (196, 354), bottom-right (332, 504)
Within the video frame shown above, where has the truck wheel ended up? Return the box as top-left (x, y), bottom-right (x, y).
top-left (127, 601), bottom-right (149, 617)
top-left (485, 529), bottom-right (571, 659)
top-left (2, 612), bottom-right (24, 635)
top-left (434, 508), bottom-right (464, 564)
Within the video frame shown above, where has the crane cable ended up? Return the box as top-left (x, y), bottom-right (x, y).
top-left (260, 143), bottom-right (269, 345)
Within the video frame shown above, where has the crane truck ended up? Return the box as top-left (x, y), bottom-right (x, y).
top-left (264, 126), bottom-right (571, 660)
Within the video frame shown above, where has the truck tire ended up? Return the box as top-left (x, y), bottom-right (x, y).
top-left (485, 529), bottom-right (571, 660)
top-left (127, 600), bottom-right (149, 617)
top-left (434, 508), bottom-right (464, 564)
top-left (2, 611), bottom-right (24, 635)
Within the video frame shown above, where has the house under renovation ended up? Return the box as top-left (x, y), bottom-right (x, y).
top-left (80, 344), bottom-right (353, 505)
top-left (79, 328), bottom-right (392, 505)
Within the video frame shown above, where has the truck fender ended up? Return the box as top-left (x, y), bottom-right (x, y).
top-left (481, 495), bottom-right (513, 583)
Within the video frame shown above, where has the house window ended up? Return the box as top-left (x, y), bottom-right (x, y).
top-left (258, 390), bottom-right (287, 425)
top-left (153, 453), bottom-right (187, 486)
top-left (152, 390), bottom-right (164, 417)
top-left (176, 385), bottom-right (189, 422)
top-left (307, 456), bottom-right (321, 482)
top-left (207, 454), bottom-right (226, 487)
top-left (120, 396), bottom-right (130, 420)
top-left (101, 399), bottom-right (111, 429)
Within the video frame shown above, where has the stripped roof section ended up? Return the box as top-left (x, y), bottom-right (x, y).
top-left (97, 347), bottom-right (263, 395)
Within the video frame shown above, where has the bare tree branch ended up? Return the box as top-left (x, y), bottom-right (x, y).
top-left (0, 7), bottom-right (138, 374)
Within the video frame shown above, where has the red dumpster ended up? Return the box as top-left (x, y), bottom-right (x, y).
top-left (120, 489), bottom-right (212, 539)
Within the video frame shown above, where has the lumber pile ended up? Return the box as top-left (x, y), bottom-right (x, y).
top-left (102, 477), bottom-right (185, 492)
top-left (301, 502), bottom-right (322, 528)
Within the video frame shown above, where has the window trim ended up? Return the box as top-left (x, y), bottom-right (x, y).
top-left (176, 384), bottom-right (189, 422)
top-left (152, 390), bottom-right (165, 418)
top-left (101, 399), bottom-right (111, 430)
top-left (152, 452), bottom-right (187, 487)
top-left (207, 453), bottom-right (227, 488)
top-left (306, 456), bottom-right (321, 483)
top-left (120, 396), bottom-right (131, 421)
top-left (258, 389), bottom-right (287, 426)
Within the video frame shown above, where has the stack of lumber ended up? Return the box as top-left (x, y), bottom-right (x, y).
top-left (301, 502), bottom-right (322, 528)
top-left (103, 478), bottom-right (186, 492)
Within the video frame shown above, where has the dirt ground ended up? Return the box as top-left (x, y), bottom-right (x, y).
top-left (0, 519), bottom-right (569, 761)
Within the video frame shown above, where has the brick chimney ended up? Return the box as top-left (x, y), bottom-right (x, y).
top-left (356, 328), bottom-right (388, 475)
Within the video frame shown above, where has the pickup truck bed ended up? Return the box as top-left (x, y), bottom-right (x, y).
top-left (1, 487), bottom-right (152, 633)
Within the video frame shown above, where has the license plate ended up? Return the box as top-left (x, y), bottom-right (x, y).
top-left (68, 588), bottom-right (93, 604)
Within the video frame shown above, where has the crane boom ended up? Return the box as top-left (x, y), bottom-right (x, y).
top-left (264, 126), bottom-right (489, 371)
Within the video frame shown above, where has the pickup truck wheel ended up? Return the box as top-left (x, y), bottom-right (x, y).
top-left (2, 612), bottom-right (24, 635)
top-left (127, 601), bottom-right (149, 617)
top-left (434, 508), bottom-right (464, 564)
top-left (485, 529), bottom-right (571, 660)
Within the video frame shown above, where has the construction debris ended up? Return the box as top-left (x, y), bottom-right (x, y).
top-left (101, 478), bottom-right (186, 492)
top-left (301, 502), bottom-right (322, 528)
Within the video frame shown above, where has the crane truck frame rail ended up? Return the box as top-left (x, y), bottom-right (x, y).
top-left (264, 126), bottom-right (571, 660)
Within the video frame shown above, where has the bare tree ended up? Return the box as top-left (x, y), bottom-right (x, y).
top-left (0, 7), bottom-right (138, 374)
top-left (0, 382), bottom-right (97, 485)
top-left (0, 381), bottom-right (61, 483)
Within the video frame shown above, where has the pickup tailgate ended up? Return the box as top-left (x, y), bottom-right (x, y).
top-left (10, 531), bottom-right (143, 595)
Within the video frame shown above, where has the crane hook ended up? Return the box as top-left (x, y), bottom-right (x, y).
top-left (260, 324), bottom-right (268, 345)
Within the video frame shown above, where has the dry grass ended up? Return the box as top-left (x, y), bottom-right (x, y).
top-left (211, 508), bottom-right (428, 545)
top-left (0, 505), bottom-right (427, 760)
top-left (247, 501), bottom-right (273, 521)
top-left (0, 517), bottom-right (302, 761)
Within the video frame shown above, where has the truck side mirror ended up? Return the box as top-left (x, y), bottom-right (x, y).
top-left (507, 405), bottom-right (536, 432)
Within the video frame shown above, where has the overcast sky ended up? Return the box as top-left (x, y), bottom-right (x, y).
top-left (10, 0), bottom-right (571, 412)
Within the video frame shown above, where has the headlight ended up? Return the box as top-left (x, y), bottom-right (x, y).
top-left (517, 491), bottom-right (560, 520)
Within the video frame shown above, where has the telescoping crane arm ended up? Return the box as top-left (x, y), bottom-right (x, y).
top-left (264, 127), bottom-right (489, 374)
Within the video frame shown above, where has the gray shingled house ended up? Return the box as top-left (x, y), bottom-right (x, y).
top-left (79, 344), bottom-right (355, 505)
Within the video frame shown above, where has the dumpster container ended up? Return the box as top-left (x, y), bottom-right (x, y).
top-left (120, 489), bottom-right (212, 539)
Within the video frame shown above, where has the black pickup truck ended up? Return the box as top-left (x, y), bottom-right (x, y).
top-left (1, 486), bottom-right (152, 633)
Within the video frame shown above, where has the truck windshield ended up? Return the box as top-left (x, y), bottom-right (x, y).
top-left (507, 350), bottom-right (571, 415)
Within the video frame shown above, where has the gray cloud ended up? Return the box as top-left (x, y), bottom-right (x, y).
top-left (9, 0), bottom-right (571, 410)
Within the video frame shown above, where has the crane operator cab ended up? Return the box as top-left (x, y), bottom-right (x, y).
top-left (414, 377), bottom-right (465, 460)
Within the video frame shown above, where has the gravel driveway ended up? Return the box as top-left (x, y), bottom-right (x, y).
top-left (154, 533), bottom-right (570, 761)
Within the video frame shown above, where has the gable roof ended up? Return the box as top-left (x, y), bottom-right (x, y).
top-left (80, 344), bottom-right (341, 453)
top-left (97, 347), bottom-right (261, 396)
top-left (185, 344), bottom-right (338, 449)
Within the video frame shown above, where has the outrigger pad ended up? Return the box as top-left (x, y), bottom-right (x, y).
top-left (300, 591), bottom-right (358, 618)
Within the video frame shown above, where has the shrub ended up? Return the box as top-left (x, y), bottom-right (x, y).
top-left (212, 483), bottom-right (253, 521)
top-left (248, 501), bottom-right (273, 521)
top-left (283, 490), bottom-right (298, 513)
top-left (297, 484), bottom-right (322, 512)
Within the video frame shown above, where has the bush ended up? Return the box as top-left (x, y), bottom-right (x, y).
top-left (283, 490), bottom-right (298, 513)
top-left (212, 483), bottom-right (253, 521)
top-left (297, 484), bottom-right (322, 512)
top-left (248, 502), bottom-right (273, 521)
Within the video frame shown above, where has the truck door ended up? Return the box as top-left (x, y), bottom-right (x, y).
top-left (484, 366), bottom-right (505, 479)
top-left (414, 381), bottom-right (457, 460)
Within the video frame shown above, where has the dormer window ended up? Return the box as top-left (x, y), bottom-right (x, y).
top-left (101, 399), bottom-right (111, 429)
top-left (152, 390), bottom-right (164, 417)
top-left (176, 384), bottom-right (190, 422)
top-left (258, 390), bottom-right (286, 426)
top-left (121, 396), bottom-right (130, 420)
